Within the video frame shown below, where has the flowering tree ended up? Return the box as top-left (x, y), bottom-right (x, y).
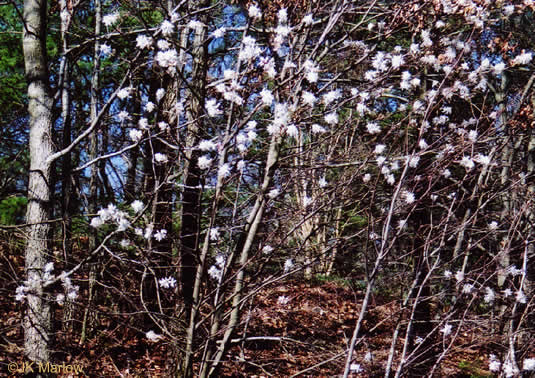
top-left (13, 0), bottom-right (535, 376)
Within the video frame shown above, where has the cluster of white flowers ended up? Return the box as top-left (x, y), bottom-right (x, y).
top-left (248, 4), bottom-right (262, 19)
top-left (284, 258), bottom-right (294, 272)
top-left (208, 265), bottom-right (222, 281)
top-left (15, 284), bottom-right (28, 302)
top-left (154, 153), bottom-right (168, 163)
top-left (91, 203), bottom-right (130, 231)
top-left (136, 35), bottom-right (153, 50)
top-left (262, 245), bottom-right (274, 254)
top-left (146, 330), bottom-right (162, 342)
top-left (349, 363), bottom-right (363, 373)
top-left (102, 12), bottom-right (119, 27)
top-left (268, 188), bottom-right (280, 199)
top-left (129, 129), bottom-right (143, 142)
top-left (440, 323), bottom-right (453, 336)
top-left (156, 49), bottom-right (179, 68)
top-left (277, 295), bottom-right (290, 305)
top-left (159, 276), bottom-right (176, 289)
top-left (205, 98), bottom-right (222, 117)
top-left (60, 272), bottom-right (80, 303)
top-left (218, 163), bottom-right (231, 179)
top-left (154, 229), bottom-right (167, 241)
top-left (512, 51), bottom-right (533, 66)
top-left (239, 36), bottom-right (262, 62)
top-left (198, 155), bottom-right (213, 170)
top-left (116, 87), bottom-right (132, 100)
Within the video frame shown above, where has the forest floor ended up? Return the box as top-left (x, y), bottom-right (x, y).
top-left (0, 238), bottom-right (526, 377)
top-left (1, 264), bottom-right (507, 377)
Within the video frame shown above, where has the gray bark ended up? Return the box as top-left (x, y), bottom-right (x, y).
top-left (23, 0), bottom-right (54, 366)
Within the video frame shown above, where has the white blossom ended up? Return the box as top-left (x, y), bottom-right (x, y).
top-left (523, 358), bottom-right (535, 371)
top-left (324, 112), bottom-right (338, 125)
top-left (262, 245), bottom-right (274, 254)
top-left (284, 259), bottom-right (294, 272)
top-left (248, 4), bottom-right (262, 19)
top-left (205, 99), bottom-right (222, 117)
top-left (268, 188), bottom-right (280, 198)
top-left (366, 122), bottom-right (381, 134)
top-left (145, 102), bottom-right (156, 113)
top-left (212, 27), bottom-right (226, 39)
top-left (303, 13), bottom-right (314, 25)
top-left (116, 217), bottom-right (130, 232)
top-left (218, 163), bottom-right (231, 179)
top-left (286, 124), bottom-right (298, 138)
top-left (117, 110), bottom-right (130, 122)
top-left (159, 277), bottom-right (176, 289)
top-left (215, 255), bottom-right (226, 268)
top-left (440, 323), bottom-right (453, 336)
top-left (512, 51), bottom-right (533, 66)
top-left (15, 285), bottom-right (27, 302)
top-left (138, 118), bottom-right (149, 130)
top-left (129, 129), bottom-right (143, 142)
top-left (102, 12), bottom-right (119, 27)
top-left (156, 88), bottom-right (165, 102)
top-left (277, 295), bottom-right (290, 305)
top-left (155, 49), bottom-right (179, 68)
top-left (311, 124), bottom-right (326, 134)
top-left (403, 191), bottom-right (416, 204)
top-left (503, 5), bottom-right (515, 16)
top-left (489, 358), bottom-right (501, 372)
top-left (90, 217), bottom-right (104, 228)
top-left (208, 265), bottom-right (222, 281)
top-left (474, 154), bottom-right (491, 166)
top-left (484, 287), bottom-right (495, 303)
top-left (503, 360), bottom-right (519, 377)
top-left (374, 144), bottom-right (386, 154)
top-left (260, 88), bottom-right (274, 106)
top-left (144, 225), bottom-right (153, 240)
top-left (117, 87), bottom-right (131, 100)
top-left (323, 89), bottom-right (341, 105)
top-left (468, 130), bottom-right (478, 143)
top-left (516, 290), bottom-right (527, 303)
top-left (391, 55), bottom-right (404, 69)
top-left (210, 228), bottom-right (220, 241)
top-left (154, 153), bottom-right (168, 163)
top-left (136, 35), bottom-right (153, 49)
top-left (160, 20), bottom-right (174, 36)
top-left (100, 44), bottom-right (112, 55)
top-left (278, 8), bottom-right (288, 23)
top-left (154, 229), bottom-right (167, 241)
top-left (488, 221), bottom-right (498, 230)
top-left (198, 155), bottom-right (212, 170)
top-left (56, 293), bottom-right (65, 305)
top-left (455, 270), bottom-right (464, 283)
top-left (157, 39), bottom-right (170, 50)
top-left (146, 330), bottom-right (162, 342)
top-left (460, 156), bottom-right (475, 170)
top-left (462, 283), bottom-right (474, 294)
top-left (302, 91), bottom-right (317, 106)
top-left (350, 363), bottom-right (363, 373)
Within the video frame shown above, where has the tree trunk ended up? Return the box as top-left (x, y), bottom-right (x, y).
top-left (23, 0), bottom-right (54, 366)
top-left (81, 0), bottom-right (101, 344)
